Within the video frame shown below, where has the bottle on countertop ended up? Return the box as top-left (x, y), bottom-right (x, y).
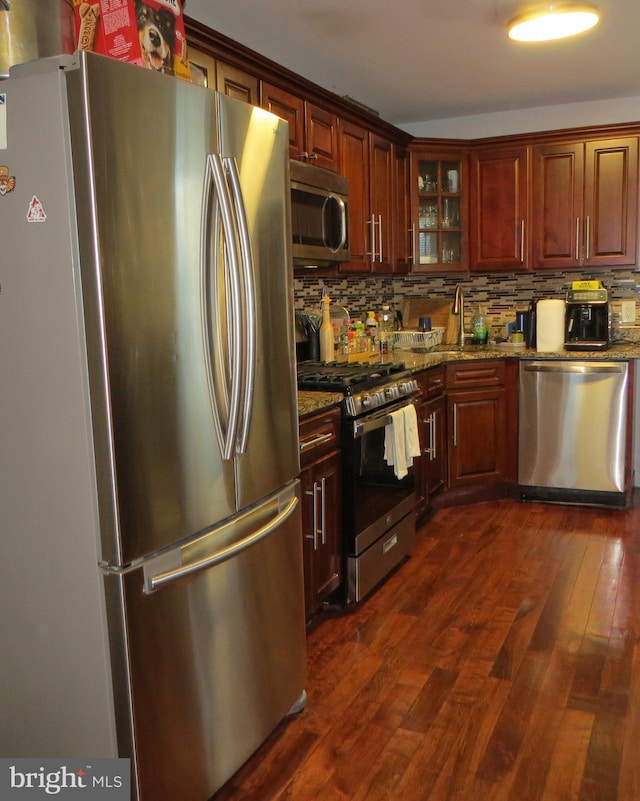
top-left (472, 307), bottom-right (488, 345)
top-left (319, 295), bottom-right (335, 363)
top-left (378, 304), bottom-right (394, 358)
top-left (365, 311), bottom-right (378, 350)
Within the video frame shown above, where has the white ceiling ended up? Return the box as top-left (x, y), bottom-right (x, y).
top-left (185, 0), bottom-right (640, 128)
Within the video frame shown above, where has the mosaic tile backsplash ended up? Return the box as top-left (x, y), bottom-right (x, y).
top-left (294, 268), bottom-right (640, 340)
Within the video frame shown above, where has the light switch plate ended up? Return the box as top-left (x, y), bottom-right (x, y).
top-left (621, 300), bottom-right (636, 323)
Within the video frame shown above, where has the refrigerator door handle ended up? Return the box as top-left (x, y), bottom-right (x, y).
top-left (223, 156), bottom-right (256, 455)
top-left (201, 154), bottom-right (244, 461)
top-left (143, 494), bottom-right (299, 593)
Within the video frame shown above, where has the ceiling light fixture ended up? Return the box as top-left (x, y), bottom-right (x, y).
top-left (508, 3), bottom-right (600, 42)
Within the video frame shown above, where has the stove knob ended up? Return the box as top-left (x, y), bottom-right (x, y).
top-left (362, 394), bottom-right (371, 408)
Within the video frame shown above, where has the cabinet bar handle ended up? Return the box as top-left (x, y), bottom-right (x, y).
top-left (575, 217), bottom-right (580, 260)
top-left (410, 223), bottom-right (416, 264)
top-left (320, 477), bottom-right (326, 545)
top-left (305, 486), bottom-right (319, 549)
top-left (520, 220), bottom-right (525, 262)
top-left (366, 215), bottom-right (377, 261)
top-left (585, 216), bottom-right (590, 261)
top-left (453, 403), bottom-right (458, 447)
top-left (378, 214), bottom-right (383, 263)
top-left (431, 411), bottom-right (437, 461)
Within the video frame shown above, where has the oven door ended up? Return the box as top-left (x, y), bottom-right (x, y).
top-left (344, 398), bottom-right (418, 558)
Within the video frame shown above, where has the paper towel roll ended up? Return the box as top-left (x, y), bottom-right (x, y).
top-left (536, 299), bottom-right (565, 352)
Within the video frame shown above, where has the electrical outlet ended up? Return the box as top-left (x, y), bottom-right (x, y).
top-left (621, 300), bottom-right (636, 324)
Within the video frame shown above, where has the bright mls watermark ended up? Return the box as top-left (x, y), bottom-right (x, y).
top-left (0, 759), bottom-right (130, 799)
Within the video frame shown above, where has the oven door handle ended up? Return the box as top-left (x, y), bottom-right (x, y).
top-left (352, 399), bottom-right (417, 438)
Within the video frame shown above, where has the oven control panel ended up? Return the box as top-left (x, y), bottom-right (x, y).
top-left (345, 377), bottom-right (420, 417)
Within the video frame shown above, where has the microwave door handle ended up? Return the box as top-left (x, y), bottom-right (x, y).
top-left (204, 154), bottom-right (243, 461)
top-left (336, 195), bottom-right (348, 252)
top-left (223, 156), bottom-right (256, 454)
top-left (322, 194), bottom-right (348, 254)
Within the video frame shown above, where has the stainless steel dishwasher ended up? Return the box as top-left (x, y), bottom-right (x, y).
top-left (518, 360), bottom-right (630, 507)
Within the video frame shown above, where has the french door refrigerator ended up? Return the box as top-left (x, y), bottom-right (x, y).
top-left (0, 51), bottom-right (306, 800)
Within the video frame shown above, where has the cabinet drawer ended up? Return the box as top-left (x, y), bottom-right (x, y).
top-left (445, 359), bottom-right (505, 390)
top-left (418, 366), bottom-right (445, 399)
top-left (299, 408), bottom-right (341, 468)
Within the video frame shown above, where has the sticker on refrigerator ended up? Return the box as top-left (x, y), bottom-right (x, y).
top-left (0, 93), bottom-right (6, 150)
top-left (27, 196), bottom-right (47, 222)
top-left (0, 166), bottom-right (16, 195)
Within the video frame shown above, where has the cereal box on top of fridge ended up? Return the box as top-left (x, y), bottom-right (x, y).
top-left (74, 0), bottom-right (191, 82)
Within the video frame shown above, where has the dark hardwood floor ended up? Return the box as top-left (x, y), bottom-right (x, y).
top-left (212, 497), bottom-right (640, 800)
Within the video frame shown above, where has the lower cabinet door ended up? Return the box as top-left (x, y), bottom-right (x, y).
top-left (447, 388), bottom-right (506, 487)
top-left (301, 450), bottom-right (342, 618)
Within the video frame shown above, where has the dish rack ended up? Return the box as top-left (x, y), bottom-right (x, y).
top-left (393, 327), bottom-right (445, 351)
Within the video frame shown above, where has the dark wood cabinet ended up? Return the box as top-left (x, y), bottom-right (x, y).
top-left (410, 148), bottom-right (469, 273)
top-left (445, 361), bottom-right (507, 489)
top-left (261, 82), bottom-right (305, 157)
top-left (188, 46), bottom-right (259, 105)
top-left (532, 137), bottom-right (639, 270)
top-left (369, 133), bottom-right (394, 273)
top-left (305, 103), bottom-right (339, 171)
top-left (470, 145), bottom-right (530, 272)
top-left (261, 83), bottom-right (338, 170)
top-left (393, 144), bottom-right (412, 274)
top-left (216, 61), bottom-right (259, 105)
top-left (299, 409), bottom-right (342, 619)
top-left (338, 124), bottom-right (398, 273)
top-left (415, 367), bottom-right (446, 521)
top-left (338, 119), bottom-right (370, 273)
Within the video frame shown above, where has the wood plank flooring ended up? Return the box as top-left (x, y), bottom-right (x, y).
top-left (211, 497), bottom-right (640, 800)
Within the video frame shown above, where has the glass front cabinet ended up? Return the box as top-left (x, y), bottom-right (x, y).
top-left (411, 150), bottom-right (468, 273)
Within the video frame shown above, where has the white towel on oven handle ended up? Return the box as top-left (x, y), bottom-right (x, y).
top-left (403, 403), bottom-right (421, 463)
top-left (384, 407), bottom-right (408, 479)
top-left (384, 404), bottom-right (421, 480)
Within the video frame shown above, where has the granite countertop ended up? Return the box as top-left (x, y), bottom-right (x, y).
top-left (298, 390), bottom-right (343, 419)
top-left (396, 340), bottom-right (640, 372)
top-left (296, 340), bottom-right (640, 418)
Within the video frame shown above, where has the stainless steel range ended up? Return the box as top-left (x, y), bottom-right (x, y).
top-left (298, 361), bottom-right (421, 603)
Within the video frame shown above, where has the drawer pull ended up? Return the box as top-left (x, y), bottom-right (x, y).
top-left (299, 432), bottom-right (333, 452)
top-left (383, 534), bottom-right (398, 554)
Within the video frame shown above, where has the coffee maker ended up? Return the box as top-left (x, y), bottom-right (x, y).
top-left (564, 287), bottom-right (610, 350)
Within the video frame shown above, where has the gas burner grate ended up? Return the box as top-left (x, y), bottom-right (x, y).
top-left (297, 361), bottom-right (407, 391)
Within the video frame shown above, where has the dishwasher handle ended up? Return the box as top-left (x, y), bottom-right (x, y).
top-left (522, 362), bottom-right (626, 375)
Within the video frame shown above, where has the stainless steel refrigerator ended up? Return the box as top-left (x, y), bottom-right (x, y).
top-left (0, 51), bottom-right (306, 800)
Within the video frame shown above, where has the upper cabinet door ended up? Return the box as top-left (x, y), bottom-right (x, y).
top-left (410, 149), bottom-right (468, 274)
top-left (470, 145), bottom-right (529, 272)
top-left (532, 142), bottom-right (584, 270)
top-left (532, 137), bottom-right (638, 270)
top-left (261, 82), bottom-right (305, 156)
top-left (216, 62), bottom-right (259, 106)
top-left (188, 46), bottom-right (259, 105)
top-left (338, 119), bottom-right (371, 273)
top-left (261, 84), bottom-right (338, 171)
top-left (584, 138), bottom-right (638, 268)
top-left (393, 145), bottom-right (411, 274)
top-left (369, 133), bottom-right (393, 273)
top-left (304, 103), bottom-right (338, 171)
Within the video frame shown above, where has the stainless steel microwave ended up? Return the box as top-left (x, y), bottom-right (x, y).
top-left (290, 160), bottom-right (350, 267)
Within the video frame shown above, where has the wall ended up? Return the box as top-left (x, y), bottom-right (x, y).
top-left (399, 95), bottom-right (640, 139)
top-left (294, 269), bottom-right (639, 340)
